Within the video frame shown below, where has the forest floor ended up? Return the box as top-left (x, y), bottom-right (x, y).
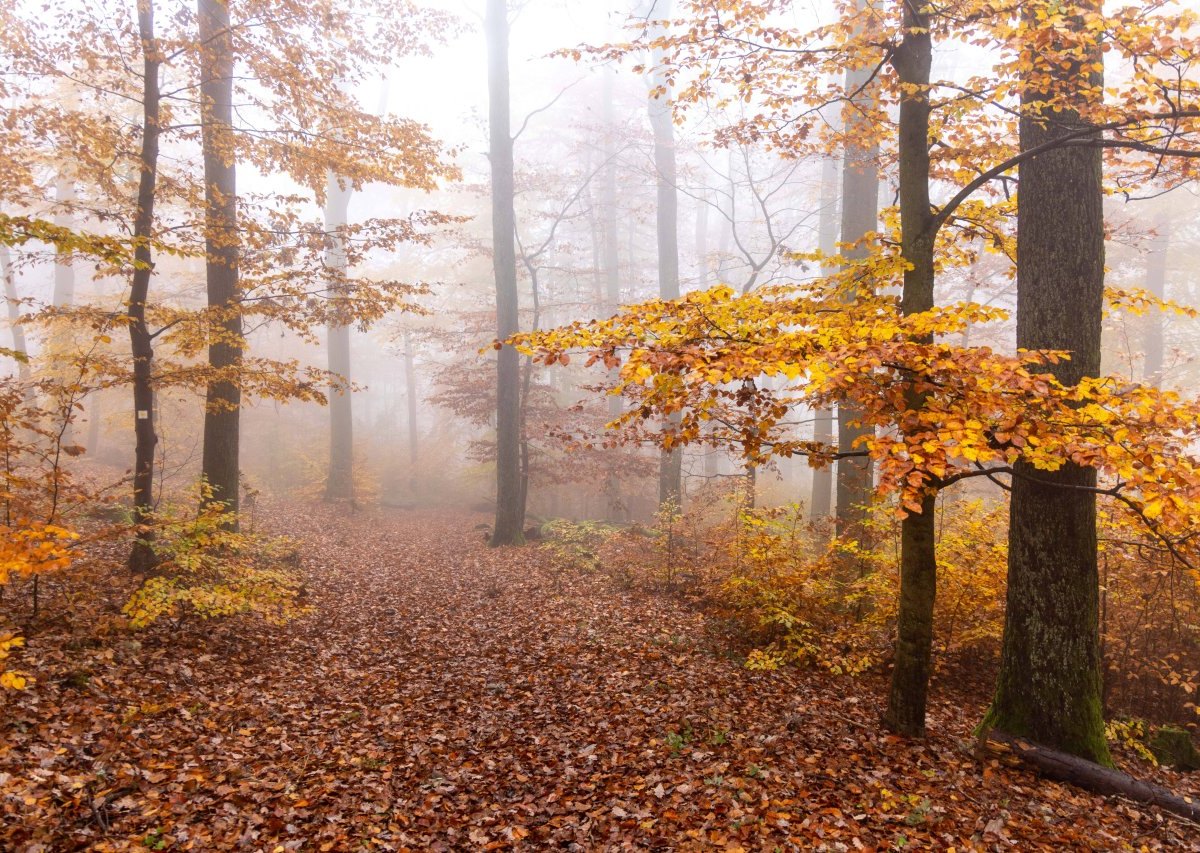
top-left (2, 502), bottom-right (1199, 851)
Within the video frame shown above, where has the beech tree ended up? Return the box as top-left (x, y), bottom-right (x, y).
top-left (982, 0), bottom-right (1110, 764)
top-left (487, 0), bottom-right (524, 545)
top-left (198, 0), bottom-right (241, 521)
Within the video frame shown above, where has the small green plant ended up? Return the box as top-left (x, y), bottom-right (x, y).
top-left (708, 727), bottom-right (729, 747)
top-left (904, 797), bottom-right (932, 826)
top-left (123, 484), bottom-right (311, 629)
top-left (744, 763), bottom-right (766, 780)
top-left (539, 520), bottom-right (620, 575)
top-left (143, 828), bottom-right (166, 850)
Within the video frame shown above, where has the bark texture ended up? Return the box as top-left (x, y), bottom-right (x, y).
top-left (984, 0), bottom-right (1110, 765)
top-left (883, 7), bottom-right (937, 738)
top-left (198, 0), bottom-right (242, 522)
top-left (128, 0), bottom-right (161, 574)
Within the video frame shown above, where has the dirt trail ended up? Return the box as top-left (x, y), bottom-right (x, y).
top-left (2, 503), bottom-right (1197, 850)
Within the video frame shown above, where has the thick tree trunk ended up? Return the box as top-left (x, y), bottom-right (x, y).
top-left (883, 8), bottom-right (937, 738)
top-left (834, 0), bottom-right (879, 536)
top-left (810, 153), bottom-right (839, 521)
top-left (984, 0), bottom-right (1110, 765)
top-left (646, 0), bottom-right (682, 509)
top-left (487, 0), bottom-right (524, 545)
top-left (1143, 218), bottom-right (1168, 386)
top-left (323, 172), bottom-right (354, 501)
top-left (198, 0), bottom-right (242, 523)
top-left (128, 0), bottom-right (161, 574)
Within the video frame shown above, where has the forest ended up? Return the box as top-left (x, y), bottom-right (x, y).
top-left (3, 0), bottom-right (1200, 848)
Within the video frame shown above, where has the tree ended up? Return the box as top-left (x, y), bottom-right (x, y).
top-left (323, 172), bottom-right (355, 502)
top-left (644, 0), bottom-right (684, 510)
top-left (834, 0), bottom-right (880, 538)
top-left (487, 0), bottom-right (524, 546)
top-left (809, 151), bottom-right (838, 521)
top-left (983, 0), bottom-right (1111, 765)
top-left (198, 0), bottom-right (242, 522)
top-left (128, 0), bottom-right (163, 574)
top-left (881, 0), bottom-right (935, 737)
top-left (1143, 217), bottom-right (1169, 386)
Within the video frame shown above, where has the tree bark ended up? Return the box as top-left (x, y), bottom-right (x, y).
top-left (983, 0), bottom-right (1111, 765)
top-left (986, 731), bottom-right (1200, 823)
top-left (198, 0), bottom-right (242, 523)
top-left (882, 3), bottom-right (937, 738)
top-left (646, 0), bottom-right (682, 509)
top-left (128, 0), bottom-right (161, 574)
top-left (487, 0), bottom-right (524, 545)
top-left (834, 0), bottom-right (879, 536)
top-left (323, 171), bottom-right (354, 501)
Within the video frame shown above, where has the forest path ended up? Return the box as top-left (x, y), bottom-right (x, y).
top-left (3, 502), bottom-right (1197, 850)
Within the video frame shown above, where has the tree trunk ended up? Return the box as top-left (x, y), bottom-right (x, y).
top-left (834, 0), bottom-right (879, 536)
top-left (323, 172), bottom-right (354, 501)
top-left (810, 153), bottom-right (838, 521)
top-left (198, 0), bottom-right (242, 523)
top-left (983, 0), bottom-right (1111, 765)
top-left (882, 6), bottom-right (937, 738)
top-left (52, 176), bottom-right (76, 308)
top-left (646, 0), bottom-right (682, 509)
top-left (487, 0), bottom-right (523, 545)
top-left (986, 731), bottom-right (1200, 822)
top-left (1, 245), bottom-right (30, 385)
top-left (128, 0), bottom-right (161, 574)
top-left (403, 328), bottom-right (419, 497)
top-left (601, 68), bottom-right (625, 521)
top-left (1143, 217), bottom-right (1168, 386)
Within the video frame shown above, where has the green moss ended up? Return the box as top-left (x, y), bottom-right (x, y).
top-left (1149, 727), bottom-right (1200, 771)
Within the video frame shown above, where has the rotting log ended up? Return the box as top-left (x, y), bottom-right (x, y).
top-left (987, 730), bottom-right (1200, 823)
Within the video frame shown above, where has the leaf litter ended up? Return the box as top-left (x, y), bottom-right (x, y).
top-left (2, 501), bottom-right (1198, 850)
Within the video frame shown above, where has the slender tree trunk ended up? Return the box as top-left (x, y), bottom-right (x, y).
top-left (487, 0), bottom-right (523, 545)
top-left (810, 152), bottom-right (838, 520)
top-left (128, 0), bottom-right (161, 574)
top-left (1143, 217), bottom-right (1168, 387)
top-left (601, 68), bottom-right (626, 521)
top-left (1, 246), bottom-right (30, 385)
top-left (52, 176), bottom-right (76, 308)
top-left (323, 172), bottom-right (354, 501)
top-left (983, 0), bottom-right (1111, 765)
top-left (403, 328), bottom-right (419, 497)
top-left (646, 0), bottom-right (682, 509)
top-left (198, 0), bottom-right (242, 522)
top-left (835, 0), bottom-right (879, 536)
top-left (883, 8), bottom-right (937, 737)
